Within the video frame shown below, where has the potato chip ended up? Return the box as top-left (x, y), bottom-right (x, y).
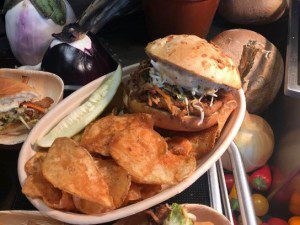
top-left (71, 131), bottom-right (84, 143)
top-left (42, 137), bottom-right (113, 208)
top-left (55, 191), bottom-right (75, 211)
top-left (186, 126), bottom-right (219, 160)
top-left (124, 183), bottom-right (142, 204)
top-left (162, 126), bottom-right (219, 160)
top-left (73, 196), bottom-right (109, 215)
top-left (25, 152), bottom-right (47, 175)
top-left (110, 126), bottom-right (196, 185)
top-left (22, 153), bottom-right (75, 211)
top-left (124, 183), bottom-right (162, 204)
top-left (95, 159), bottom-right (131, 208)
top-left (22, 172), bottom-right (62, 207)
top-left (167, 137), bottom-right (192, 156)
top-left (140, 184), bottom-right (162, 200)
top-left (80, 113), bottom-right (153, 156)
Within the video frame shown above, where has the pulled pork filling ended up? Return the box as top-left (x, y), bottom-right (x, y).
top-left (128, 61), bottom-right (227, 125)
top-left (0, 97), bottom-right (53, 133)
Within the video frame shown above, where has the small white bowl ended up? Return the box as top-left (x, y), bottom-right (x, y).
top-left (114, 204), bottom-right (231, 225)
top-left (183, 204), bottom-right (231, 225)
top-left (18, 64), bottom-right (246, 224)
top-left (0, 69), bottom-right (64, 145)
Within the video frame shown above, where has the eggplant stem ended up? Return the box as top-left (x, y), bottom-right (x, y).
top-left (78, 0), bottom-right (139, 34)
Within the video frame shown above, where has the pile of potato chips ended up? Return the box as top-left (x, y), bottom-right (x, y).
top-left (22, 113), bottom-right (218, 215)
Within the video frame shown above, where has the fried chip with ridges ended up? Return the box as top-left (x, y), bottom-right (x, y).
top-left (80, 113), bottom-right (153, 156)
top-left (110, 126), bottom-right (196, 185)
top-left (72, 159), bottom-right (131, 215)
top-left (22, 153), bottom-right (75, 210)
top-left (73, 196), bottom-right (110, 215)
top-left (95, 159), bottom-right (131, 208)
top-left (165, 126), bottom-right (219, 160)
top-left (42, 137), bottom-right (113, 208)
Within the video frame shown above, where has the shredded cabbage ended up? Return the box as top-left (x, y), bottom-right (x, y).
top-left (18, 115), bottom-right (31, 129)
top-left (150, 60), bottom-right (219, 99)
top-left (149, 61), bottom-right (219, 125)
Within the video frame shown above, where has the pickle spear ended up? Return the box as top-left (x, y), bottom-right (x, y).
top-left (37, 65), bottom-right (122, 148)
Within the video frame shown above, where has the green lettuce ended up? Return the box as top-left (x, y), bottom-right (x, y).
top-left (163, 203), bottom-right (193, 225)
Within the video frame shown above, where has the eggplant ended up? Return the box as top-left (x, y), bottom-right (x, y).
top-left (41, 0), bottom-right (140, 86)
top-left (42, 24), bottom-right (114, 85)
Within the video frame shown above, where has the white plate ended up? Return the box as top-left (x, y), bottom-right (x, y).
top-left (18, 64), bottom-right (246, 225)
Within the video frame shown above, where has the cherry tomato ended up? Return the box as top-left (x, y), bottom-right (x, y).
top-left (289, 192), bottom-right (300, 215)
top-left (252, 194), bottom-right (269, 216)
top-left (289, 216), bottom-right (300, 225)
top-left (268, 217), bottom-right (289, 225)
top-left (225, 173), bottom-right (234, 192)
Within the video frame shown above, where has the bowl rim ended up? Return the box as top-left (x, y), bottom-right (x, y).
top-left (18, 63), bottom-right (246, 225)
top-left (182, 203), bottom-right (231, 225)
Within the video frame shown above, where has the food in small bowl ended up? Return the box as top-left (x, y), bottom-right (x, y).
top-left (0, 69), bottom-right (63, 145)
top-left (114, 203), bottom-right (231, 225)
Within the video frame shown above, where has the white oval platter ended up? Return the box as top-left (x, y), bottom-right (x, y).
top-left (18, 64), bottom-right (246, 224)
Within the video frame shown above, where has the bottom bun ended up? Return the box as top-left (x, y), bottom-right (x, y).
top-left (0, 121), bottom-right (35, 145)
top-left (126, 93), bottom-right (238, 132)
top-left (0, 133), bottom-right (28, 145)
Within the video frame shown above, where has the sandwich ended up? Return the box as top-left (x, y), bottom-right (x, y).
top-left (0, 77), bottom-right (53, 144)
top-left (124, 35), bottom-right (241, 132)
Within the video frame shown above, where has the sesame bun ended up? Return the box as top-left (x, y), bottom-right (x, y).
top-left (0, 77), bottom-right (39, 98)
top-left (0, 77), bottom-right (40, 113)
top-left (0, 77), bottom-right (40, 145)
top-left (146, 35), bottom-right (241, 90)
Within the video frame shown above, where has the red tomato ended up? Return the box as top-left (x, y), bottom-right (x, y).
top-left (250, 165), bottom-right (272, 191)
top-left (225, 173), bottom-right (234, 192)
top-left (268, 217), bottom-right (289, 225)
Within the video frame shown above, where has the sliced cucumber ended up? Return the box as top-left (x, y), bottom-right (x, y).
top-left (37, 65), bottom-right (122, 148)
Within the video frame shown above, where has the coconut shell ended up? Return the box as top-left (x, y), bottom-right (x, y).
top-left (212, 29), bottom-right (284, 113)
top-left (218, 0), bottom-right (287, 25)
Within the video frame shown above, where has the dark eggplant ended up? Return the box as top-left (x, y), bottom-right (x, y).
top-left (41, 0), bottom-right (140, 86)
top-left (41, 24), bottom-right (114, 85)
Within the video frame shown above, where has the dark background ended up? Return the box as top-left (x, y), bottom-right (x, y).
top-left (0, 0), bottom-right (289, 222)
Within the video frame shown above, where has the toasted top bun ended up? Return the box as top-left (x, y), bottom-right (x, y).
top-left (0, 77), bottom-right (38, 97)
top-left (146, 35), bottom-right (241, 90)
top-left (0, 77), bottom-right (40, 112)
